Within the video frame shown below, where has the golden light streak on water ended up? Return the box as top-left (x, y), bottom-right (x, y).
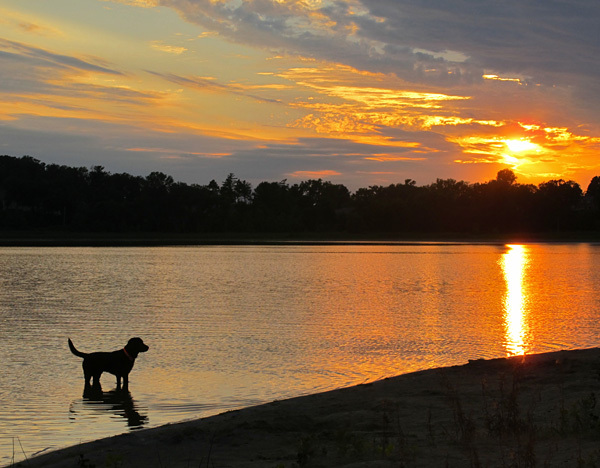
top-left (500, 244), bottom-right (530, 356)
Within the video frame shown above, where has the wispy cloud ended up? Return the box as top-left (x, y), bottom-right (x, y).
top-left (125, 147), bottom-right (231, 158)
top-left (0, 38), bottom-right (170, 129)
top-left (150, 41), bottom-right (188, 55)
top-left (18, 22), bottom-right (52, 35)
top-left (0, 39), bottom-right (123, 76)
top-left (148, 71), bottom-right (283, 104)
top-left (0, 7), bottom-right (64, 37)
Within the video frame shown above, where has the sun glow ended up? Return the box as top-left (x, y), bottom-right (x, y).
top-left (500, 244), bottom-right (530, 356)
top-left (504, 138), bottom-right (539, 153)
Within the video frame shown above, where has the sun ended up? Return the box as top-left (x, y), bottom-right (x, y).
top-left (504, 138), bottom-right (539, 153)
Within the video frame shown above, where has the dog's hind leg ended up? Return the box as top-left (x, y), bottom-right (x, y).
top-left (82, 361), bottom-right (102, 388)
top-left (92, 373), bottom-right (102, 387)
top-left (83, 367), bottom-right (92, 388)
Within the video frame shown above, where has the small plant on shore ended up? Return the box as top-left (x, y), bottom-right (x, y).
top-left (333, 429), bottom-right (366, 460)
top-left (577, 447), bottom-right (600, 468)
top-left (426, 407), bottom-right (436, 447)
top-left (77, 453), bottom-right (95, 468)
top-left (481, 369), bottom-right (531, 436)
top-left (74, 452), bottom-right (125, 468)
top-left (442, 377), bottom-right (476, 445)
top-left (375, 399), bottom-right (419, 465)
top-left (104, 453), bottom-right (124, 468)
top-left (557, 391), bottom-right (600, 435)
top-left (572, 393), bottom-right (600, 432)
top-left (8, 437), bottom-right (29, 468)
top-left (198, 431), bottom-right (217, 468)
top-left (375, 401), bottom-right (398, 459)
top-left (296, 433), bottom-right (326, 467)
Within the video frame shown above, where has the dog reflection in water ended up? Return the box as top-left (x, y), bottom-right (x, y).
top-left (68, 337), bottom-right (149, 390)
top-left (82, 386), bottom-right (148, 428)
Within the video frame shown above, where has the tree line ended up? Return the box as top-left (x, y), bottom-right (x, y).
top-left (1, 155), bottom-right (599, 236)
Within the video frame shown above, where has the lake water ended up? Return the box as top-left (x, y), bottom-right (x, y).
top-left (1, 243), bottom-right (599, 464)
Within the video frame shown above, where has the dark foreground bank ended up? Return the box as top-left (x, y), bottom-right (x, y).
top-left (10, 348), bottom-right (600, 468)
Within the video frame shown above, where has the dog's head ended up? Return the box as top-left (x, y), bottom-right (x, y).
top-left (126, 337), bottom-right (149, 355)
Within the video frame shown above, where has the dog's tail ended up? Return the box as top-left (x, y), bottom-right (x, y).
top-left (68, 338), bottom-right (87, 358)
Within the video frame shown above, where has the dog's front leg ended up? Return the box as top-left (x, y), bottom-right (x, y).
top-left (116, 375), bottom-right (122, 390)
top-left (122, 374), bottom-right (129, 390)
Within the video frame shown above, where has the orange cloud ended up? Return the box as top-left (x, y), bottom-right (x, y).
top-left (365, 155), bottom-right (427, 162)
top-left (279, 64), bottom-right (498, 149)
top-left (100, 0), bottom-right (158, 7)
top-left (288, 170), bottom-right (342, 179)
top-left (150, 41), bottom-right (188, 55)
top-left (483, 74), bottom-right (522, 84)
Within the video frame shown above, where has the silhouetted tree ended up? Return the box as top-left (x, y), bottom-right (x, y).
top-left (535, 179), bottom-right (583, 232)
top-left (350, 180), bottom-right (423, 233)
top-left (471, 170), bottom-right (537, 234)
top-left (0, 155), bottom-right (47, 226)
top-left (496, 168), bottom-right (517, 186)
top-left (253, 180), bottom-right (301, 232)
top-left (294, 179), bottom-right (351, 231)
top-left (586, 177), bottom-right (600, 208)
top-left (425, 178), bottom-right (472, 232)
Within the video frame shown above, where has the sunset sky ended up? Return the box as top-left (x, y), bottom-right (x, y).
top-left (1, 0), bottom-right (599, 190)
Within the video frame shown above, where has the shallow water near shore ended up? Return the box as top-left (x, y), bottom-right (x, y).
top-left (1, 243), bottom-right (599, 464)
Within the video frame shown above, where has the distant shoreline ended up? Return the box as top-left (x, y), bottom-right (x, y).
top-left (0, 231), bottom-right (599, 247)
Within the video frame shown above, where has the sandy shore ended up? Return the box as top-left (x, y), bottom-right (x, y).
top-left (13, 348), bottom-right (600, 467)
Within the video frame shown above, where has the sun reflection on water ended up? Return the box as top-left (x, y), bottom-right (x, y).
top-left (500, 244), bottom-right (530, 355)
